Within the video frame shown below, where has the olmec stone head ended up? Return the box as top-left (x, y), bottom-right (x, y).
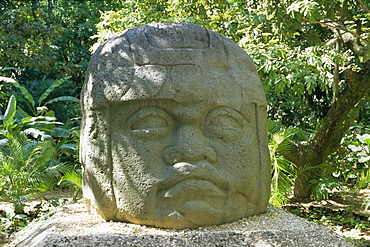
top-left (80, 23), bottom-right (271, 229)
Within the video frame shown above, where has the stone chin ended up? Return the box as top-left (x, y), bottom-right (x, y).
top-left (150, 196), bottom-right (259, 229)
top-left (160, 202), bottom-right (262, 229)
top-left (121, 185), bottom-right (260, 229)
top-left (108, 194), bottom-right (262, 229)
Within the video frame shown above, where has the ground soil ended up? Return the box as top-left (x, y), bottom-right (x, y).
top-left (284, 188), bottom-right (370, 246)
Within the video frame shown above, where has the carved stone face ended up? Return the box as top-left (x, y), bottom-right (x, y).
top-left (80, 23), bottom-right (270, 229)
top-left (110, 99), bottom-right (260, 228)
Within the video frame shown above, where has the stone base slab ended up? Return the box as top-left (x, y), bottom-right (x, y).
top-left (8, 203), bottom-right (353, 247)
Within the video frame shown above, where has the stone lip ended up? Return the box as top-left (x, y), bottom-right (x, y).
top-left (8, 203), bottom-right (354, 247)
top-left (160, 179), bottom-right (226, 199)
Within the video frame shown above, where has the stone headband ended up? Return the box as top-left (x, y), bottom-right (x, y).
top-left (82, 23), bottom-right (266, 110)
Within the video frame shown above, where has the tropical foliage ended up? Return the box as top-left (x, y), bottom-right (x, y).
top-left (0, 95), bottom-right (72, 213)
top-left (268, 120), bottom-right (297, 206)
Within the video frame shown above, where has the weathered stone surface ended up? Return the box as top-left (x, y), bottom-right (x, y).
top-left (80, 23), bottom-right (271, 229)
top-left (9, 203), bottom-right (354, 247)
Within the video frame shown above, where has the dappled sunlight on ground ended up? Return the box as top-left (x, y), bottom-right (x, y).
top-left (284, 188), bottom-right (370, 246)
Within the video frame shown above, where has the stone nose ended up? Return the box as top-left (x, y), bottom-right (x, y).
top-left (163, 124), bottom-right (217, 165)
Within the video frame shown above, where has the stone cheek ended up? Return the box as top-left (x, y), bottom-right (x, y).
top-left (80, 108), bottom-right (117, 220)
top-left (80, 23), bottom-right (271, 229)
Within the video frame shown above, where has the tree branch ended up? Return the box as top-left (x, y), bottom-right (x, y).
top-left (303, 17), bottom-right (368, 49)
top-left (356, 0), bottom-right (370, 14)
top-left (279, 60), bottom-right (370, 167)
top-left (318, 19), bottom-right (367, 56)
top-left (307, 67), bottom-right (370, 159)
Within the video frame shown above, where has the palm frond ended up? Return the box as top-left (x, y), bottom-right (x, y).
top-left (363, 195), bottom-right (370, 212)
top-left (59, 170), bottom-right (82, 187)
top-left (269, 120), bottom-right (298, 206)
top-left (0, 129), bottom-right (73, 213)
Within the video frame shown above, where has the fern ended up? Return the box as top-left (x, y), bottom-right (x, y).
top-left (58, 169), bottom-right (82, 201)
top-left (268, 120), bottom-right (298, 206)
top-left (0, 130), bottom-right (70, 213)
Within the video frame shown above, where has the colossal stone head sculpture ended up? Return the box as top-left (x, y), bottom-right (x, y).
top-left (80, 23), bottom-right (270, 229)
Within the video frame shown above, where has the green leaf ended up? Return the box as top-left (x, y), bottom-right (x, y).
top-left (50, 127), bottom-right (70, 138)
top-left (44, 96), bottom-right (79, 105)
top-left (60, 143), bottom-right (76, 154)
top-left (0, 128), bottom-right (71, 212)
top-left (363, 46), bottom-right (370, 63)
top-left (29, 116), bottom-right (57, 122)
top-left (287, 0), bottom-right (320, 22)
top-left (358, 156), bottom-right (370, 163)
top-left (357, 134), bottom-right (370, 144)
top-left (348, 144), bottom-right (362, 152)
top-left (0, 139), bottom-right (8, 149)
top-left (24, 128), bottom-right (47, 139)
top-left (3, 95), bottom-right (17, 129)
top-left (38, 77), bottom-right (71, 106)
top-left (1, 78), bottom-right (35, 109)
top-left (36, 106), bottom-right (49, 116)
top-left (363, 195), bottom-right (370, 211)
top-left (0, 67), bottom-right (20, 72)
top-left (0, 76), bottom-right (16, 83)
top-left (20, 116), bottom-right (34, 124)
top-left (59, 171), bottom-right (82, 187)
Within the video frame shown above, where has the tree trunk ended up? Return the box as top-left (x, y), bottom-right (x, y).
top-left (293, 172), bottom-right (313, 199)
top-left (280, 60), bottom-right (370, 198)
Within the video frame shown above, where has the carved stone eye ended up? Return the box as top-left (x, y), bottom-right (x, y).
top-left (208, 114), bottom-right (242, 129)
top-left (127, 107), bottom-right (173, 139)
top-left (131, 115), bottom-right (168, 130)
top-left (204, 107), bottom-right (245, 142)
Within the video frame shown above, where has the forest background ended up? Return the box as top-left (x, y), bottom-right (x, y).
top-left (0, 0), bottom-right (370, 244)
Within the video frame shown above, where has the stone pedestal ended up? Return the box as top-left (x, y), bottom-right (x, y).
top-left (9, 203), bottom-right (353, 247)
